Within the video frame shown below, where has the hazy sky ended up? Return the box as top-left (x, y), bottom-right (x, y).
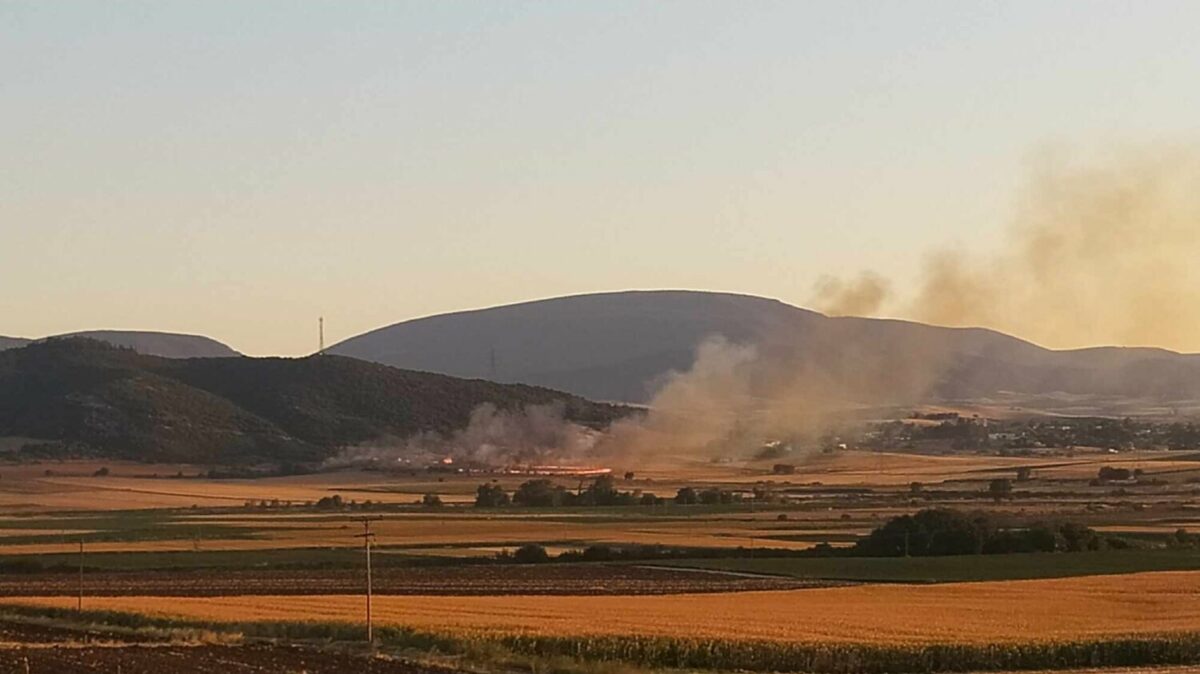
top-left (3, 2), bottom-right (1199, 355)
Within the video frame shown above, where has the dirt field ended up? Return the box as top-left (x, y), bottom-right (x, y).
top-left (0, 644), bottom-right (457, 674)
top-left (0, 618), bottom-right (461, 673)
top-left (0, 565), bottom-right (819, 597)
top-left (13, 570), bottom-right (1200, 646)
top-left (7, 449), bottom-right (1197, 513)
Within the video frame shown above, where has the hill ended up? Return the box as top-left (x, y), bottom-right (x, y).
top-left (329, 290), bottom-right (1200, 405)
top-left (0, 331), bottom-right (238, 358)
top-left (0, 337), bottom-right (30, 351)
top-left (0, 339), bottom-right (626, 464)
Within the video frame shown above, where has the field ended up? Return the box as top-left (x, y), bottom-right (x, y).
top-left (657, 550), bottom-right (1200, 583)
top-left (13, 571), bottom-right (1200, 645)
top-left (4, 448), bottom-right (1200, 672)
top-left (0, 565), bottom-right (818, 597)
top-left (0, 619), bottom-right (456, 673)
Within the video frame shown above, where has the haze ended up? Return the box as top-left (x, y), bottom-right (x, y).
top-left (4, 2), bottom-right (1200, 355)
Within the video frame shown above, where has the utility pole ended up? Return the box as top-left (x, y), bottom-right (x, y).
top-left (319, 317), bottom-right (325, 355)
top-left (353, 517), bottom-right (381, 646)
top-left (77, 539), bottom-right (84, 612)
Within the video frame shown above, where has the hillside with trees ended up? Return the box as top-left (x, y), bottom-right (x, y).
top-left (0, 339), bottom-right (626, 465)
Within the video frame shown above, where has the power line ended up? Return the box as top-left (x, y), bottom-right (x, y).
top-left (353, 517), bottom-right (382, 646)
top-left (77, 539), bottom-right (84, 612)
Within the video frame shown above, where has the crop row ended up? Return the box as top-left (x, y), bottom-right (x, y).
top-left (6, 603), bottom-right (1200, 673)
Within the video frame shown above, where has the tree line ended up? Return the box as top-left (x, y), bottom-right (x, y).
top-left (474, 475), bottom-right (743, 508)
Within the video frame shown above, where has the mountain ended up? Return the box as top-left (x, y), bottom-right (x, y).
top-left (0, 337), bottom-right (31, 351)
top-left (0, 331), bottom-right (238, 358)
top-left (0, 339), bottom-right (626, 464)
top-left (330, 290), bottom-right (1200, 405)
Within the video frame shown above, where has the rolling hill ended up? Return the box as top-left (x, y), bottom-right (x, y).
top-left (0, 339), bottom-right (626, 464)
top-left (0, 331), bottom-right (238, 358)
top-left (0, 337), bottom-right (30, 351)
top-left (330, 290), bottom-right (1200, 405)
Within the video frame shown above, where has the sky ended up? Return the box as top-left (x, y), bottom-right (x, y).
top-left (3, 2), bottom-right (1200, 356)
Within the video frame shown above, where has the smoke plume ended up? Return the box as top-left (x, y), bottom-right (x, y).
top-left (327, 401), bottom-right (601, 468)
top-left (597, 331), bottom-right (944, 467)
top-left (818, 147), bottom-right (1200, 353)
top-left (812, 271), bottom-right (891, 316)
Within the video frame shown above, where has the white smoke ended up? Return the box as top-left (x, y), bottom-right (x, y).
top-left (326, 401), bottom-right (602, 468)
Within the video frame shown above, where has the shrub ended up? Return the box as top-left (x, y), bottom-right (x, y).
top-left (513, 479), bottom-right (566, 507)
top-left (1099, 466), bottom-right (1133, 481)
top-left (513, 544), bottom-right (550, 564)
top-left (474, 483), bottom-right (510, 507)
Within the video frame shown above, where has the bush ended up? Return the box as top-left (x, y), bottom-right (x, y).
top-left (513, 544), bottom-right (550, 564)
top-left (513, 479), bottom-right (566, 507)
top-left (988, 478), bottom-right (1013, 501)
top-left (580, 544), bottom-right (615, 561)
top-left (674, 487), bottom-right (698, 505)
top-left (856, 508), bottom-right (1116, 557)
top-left (1099, 466), bottom-right (1133, 481)
top-left (315, 494), bottom-right (344, 510)
top-left (421, 493), bottom-right (443, 508)
top-left (474, 483), bottom-right (510, 507)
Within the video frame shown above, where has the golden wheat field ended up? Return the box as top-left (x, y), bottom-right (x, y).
top-left (4, 449), bottom-right (1194, 513)
top-left (17, 571), bottom-right (1200, 645)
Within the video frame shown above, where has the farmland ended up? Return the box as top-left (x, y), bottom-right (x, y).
top-left (0, 565), bottom-right (818, 597)
top-left (4, 447), bottom-right (1200, 672)
top-left (15, 571), bottom-right (1200, 645)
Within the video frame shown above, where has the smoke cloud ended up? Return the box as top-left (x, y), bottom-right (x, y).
top-left (596, 331), bottom-right (944, 467)
top-left (812, 271), bottom-right (891, 317)
top-left (327, 401), bottom-right (602, 468)
top-left (340, 147), bottom-right (1200, 472)
top-left (816, 147), bottom-right (1200, 353)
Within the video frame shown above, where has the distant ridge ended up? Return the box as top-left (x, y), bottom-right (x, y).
top-left (0, 330), bottom-right (238, 358)
top-left (0, 337), bottom-right (30, 351)
top-left (330, 290), bottom-right (1200, 404)
top-left (0, 338), bottom-right (624, 464)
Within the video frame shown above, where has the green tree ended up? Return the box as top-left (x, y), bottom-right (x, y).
top-left (513, 479), bottom-right (565, 507)
top-left (988, 478), bottom-right (1013, 501)
top-left (474, 483), bottom-right (510, 508)
top-left (674, 487), bottom-right (698, 505)
top-left (513, 543), bottom-right (550, 563)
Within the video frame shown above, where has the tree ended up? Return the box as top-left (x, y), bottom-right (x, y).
top-left (513, 543), bottom-right (550, 564)
top-left (1098, 466), bottom-right (1132, 481)
top-left (474, 483), bottom-right (510, 508)
top-left (1015, 466), bottom-right (1033, 482)
top-left (582, 474), bottom-right (620, 505)
top-left (855, 508), bottom-right (990, 557)
top-left (988, 478), bottom-right (1013, 501)
top-left (674, 487), bottom-right (698, 505)
top-left (422, 493), bottom-right (443, 508)
top-left (513, 479), bottom-right (565, 507)
top-left (315, 494), bottom-right (344, 510)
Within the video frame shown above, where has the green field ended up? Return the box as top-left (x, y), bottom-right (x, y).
top-left (656, 549), bottom-right (1200, 583)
